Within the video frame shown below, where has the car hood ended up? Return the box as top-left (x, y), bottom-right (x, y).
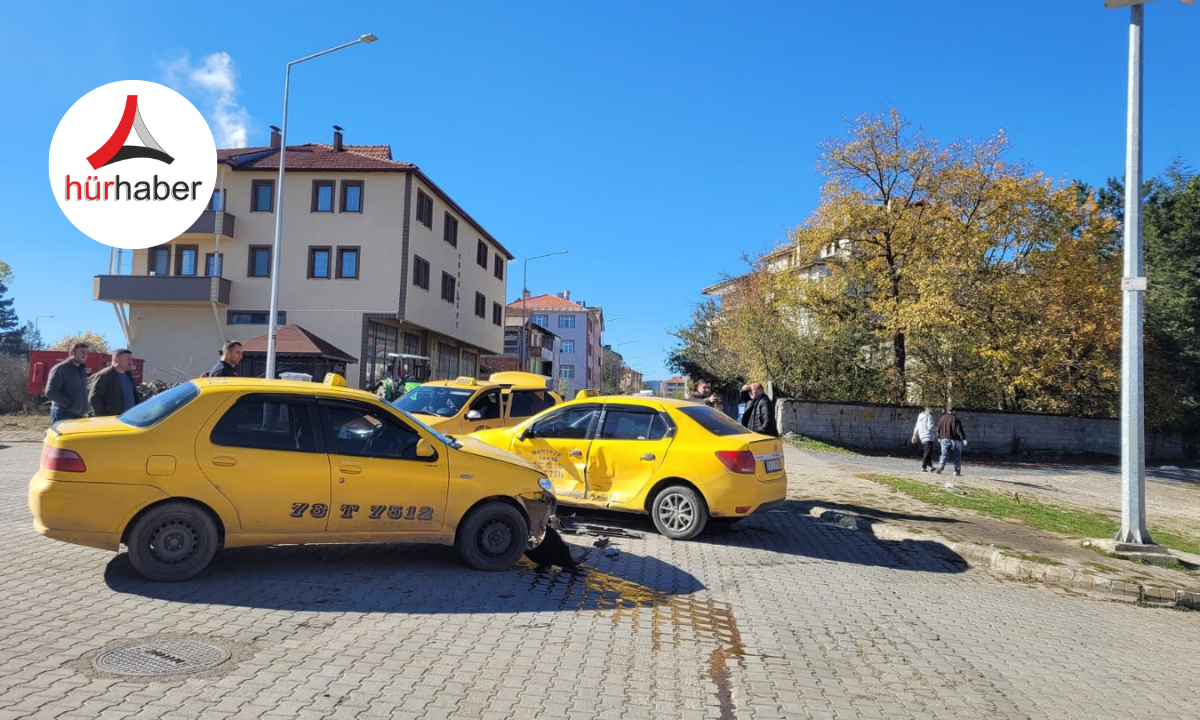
top-left (466, 426), bottom-right (516, 451)
top-left (454, 435), bottom-right (538, 473)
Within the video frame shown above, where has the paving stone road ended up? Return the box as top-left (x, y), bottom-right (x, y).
top-left (0, 441), bottom-right (1195, 719)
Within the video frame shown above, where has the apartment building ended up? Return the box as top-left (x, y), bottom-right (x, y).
top-left (506, 291), bottom-right (603, 397)
top-left (93, 128), bottom-right (512, 388)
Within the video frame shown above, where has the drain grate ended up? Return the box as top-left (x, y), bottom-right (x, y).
top-left (93, 639), bottom-right (231, 677)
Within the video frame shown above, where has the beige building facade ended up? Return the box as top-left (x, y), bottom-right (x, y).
top-left (94, 134), bottom-right (512, 388)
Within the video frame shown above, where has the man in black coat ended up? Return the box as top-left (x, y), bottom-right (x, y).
top-left (89, 349), bottom-right (142, 416)
top-left (740, 382), bottom-right (778, 437)
top-left (45, 342), bottom-right (91, 422)
top-left (209, 341), bottom-right (243, 378)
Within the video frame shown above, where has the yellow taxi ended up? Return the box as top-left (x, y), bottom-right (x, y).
top-left (469, 393), bottom-right (786, 540)
top-left (28, 374), bottom-right (558, 582)
top-left (389, 371), bottom-right (562, 435)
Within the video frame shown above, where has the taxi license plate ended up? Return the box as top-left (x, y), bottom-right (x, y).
top-left (765, 458), bottom-right (782, 473)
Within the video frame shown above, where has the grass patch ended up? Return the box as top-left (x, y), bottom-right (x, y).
top-left (864, 473), bottom-right (1200, 559)
top-left (787, 436), bottom-right (853, 455)
top-left (0, 413), bottom-right (50, 433)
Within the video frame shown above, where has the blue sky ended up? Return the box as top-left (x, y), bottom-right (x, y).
top-left (3, 1), bottom-right (1198, 382)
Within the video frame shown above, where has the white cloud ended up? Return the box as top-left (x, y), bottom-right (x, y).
top-left (161, 52), bottom-right (251, 149)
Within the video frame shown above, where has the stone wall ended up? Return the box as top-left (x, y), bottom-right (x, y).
top-left (777, 400), bottom-right (1187, 462)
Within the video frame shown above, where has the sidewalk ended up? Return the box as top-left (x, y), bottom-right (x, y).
top-left (782, 443), bottom-right (1200, 610)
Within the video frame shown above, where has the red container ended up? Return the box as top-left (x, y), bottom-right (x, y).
top-left (27, 351), bottom-right (145, 395)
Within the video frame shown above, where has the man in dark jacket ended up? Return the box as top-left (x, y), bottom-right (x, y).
top-left (935, 407), bottom-right (968, 476)
top-left (89, 349), bottom-right (142, 416)
top-left (209, 341), bottom-right (242, 378)
top-left (45, 342), bottom-right (91, 423)
top-left (688, 379), bottom-right (720, 410)
top-left (740, 382), bottom-right (778, 437)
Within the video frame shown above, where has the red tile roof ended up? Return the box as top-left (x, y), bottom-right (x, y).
top-left (506, 293), bottom-right (588, 311)
top-left (240, 325), bottom-right (357, 361)
top-left (218, 144), bottom-right (415, 172)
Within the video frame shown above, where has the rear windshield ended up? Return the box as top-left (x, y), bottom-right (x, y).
top-left (119, 382), bottom-right (200, 429)
top-left (677, 405), bottom-right (750, 437)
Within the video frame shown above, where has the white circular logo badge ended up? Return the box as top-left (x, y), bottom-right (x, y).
top-left (48, 80), bottom-right (217, 250)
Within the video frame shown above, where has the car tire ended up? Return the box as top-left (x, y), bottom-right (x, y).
top-left (651, 485), bottom-right (708, 540)
top-left (456, 501), bottom-right (529, 571)
top-left (126, 502), bottom-right (220, 582)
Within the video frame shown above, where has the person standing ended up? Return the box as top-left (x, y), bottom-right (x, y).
top-left (935, 407), bottom-right (968, 476)
top-left (741, 382), bottom-right (778, 437)
top-left (208, 341), bottom-right (242, 378)
top-left (88, 349), bottom-right (143, 416)
top-left (45, 342), bottom-right (91, 423)
top-left (911, 406), bottom-right (938, 473)
top-left (688, 379), bottom-right (720, 410)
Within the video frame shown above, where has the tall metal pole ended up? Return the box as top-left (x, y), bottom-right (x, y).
top-left (1117, 3), bottom-right (1151, 544)
top-left (521, 260), bottom-right (528, 372)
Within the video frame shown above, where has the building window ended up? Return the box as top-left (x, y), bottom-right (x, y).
top-left (248, 246), bottom-right (271, 278)
top-left (494, 256), bottom-right (504, 281)
top-left (209, 189), bottom-right (225, 211)
top-left (443, 213), bottom-right (458, 247)
top-left (461, 350), bottom-right (478, 379)
top-left (416, 189), bottom-right (433, 228)
top-left (205, 253), bottom-right (223, 277)
top-left (530, 314), bottom-right (548, 327)
top-left (413, 256), bottom-right (430, 290)
top-left (558, 315), bottom-right (576, 329)
top-left (148, 247), bottom-right (170, 276)
top-left (560, 365), bottom-right (575, 379)
top-left (403, 331), bottom-right (421, 356)
top-left (341, 181), bottom-right (363, 213)
top-left (308, 247), bottom-right (331, 279)
top-left (434, 341), bottom-right (458, 380)
top-left (441, 272), bottom-right (456, 303)
top-left (492, 302), bottom-right (502, 326)
top-left (312, 180), bottom-right (334, 213)
top-left (228, 310), bottom-right (286, 325)
top-left (366, 320), bottom-right (398, 389)
top-left (175, 245), bottom-right (198, 276)
top-left (251, 180), bottom-right (274, 212)
top-left (337, 247), bottom-right (360, 279)
top-left (476, 240), bottom-right (488, 268)
top-left (474, 292), bottom-right (486, 318)
top-left (561, 339), bottom-right (575, 354)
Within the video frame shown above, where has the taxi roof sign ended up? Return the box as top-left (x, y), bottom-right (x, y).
top-left (453, 376), bottom-right (478, 386)
top-left (323, 373), bottom-right (348, 388)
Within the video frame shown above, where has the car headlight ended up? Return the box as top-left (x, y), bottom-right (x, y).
top-left (538, 477), bottom-right (554, 494)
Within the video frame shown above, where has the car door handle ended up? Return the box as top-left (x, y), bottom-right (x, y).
top-left (211, 455), bottom-right (237, 467)
top-left (568, 449), bottom-right (583, 457)
top-left (340, 464), bottom-right (363, 474)
top-left (640, 453), bottom-right (656, 461)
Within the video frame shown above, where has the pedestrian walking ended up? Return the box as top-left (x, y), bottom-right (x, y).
top-left (736, 384), bottom-right (751, 421)
top-left (740, 382), bottom-right (778, 437)
top-left (88, 349), bottom-right (143, 417)
top-left (688, 379), bottom-right (720, 411)
top-left (45, 342), bottom-right (91, 423)
top-left (208, 341), bottom-right (242, 378)
top-left (935, 407), bottom-right (968, 476)
top-left (911, 406), bottom-right (938, 472)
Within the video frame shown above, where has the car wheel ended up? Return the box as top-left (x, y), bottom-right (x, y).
top-left (456, 502), bottom-right (529, 571)
top-left (651, 485), bottom-right (708, 540)
top-left (126, 502), bottom-right (219, 582)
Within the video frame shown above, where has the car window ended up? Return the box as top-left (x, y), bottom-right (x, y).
top-left (676, 405), bottom-right (750, 437)
top-left (509, 389), bottom-right (556, 418)
top-left (599, 407), bottom-right (672, 441)
top-left (119, 382), bottom-right (199, 429)
top-left (469, 389), bottom-right (501, 420)
top-left (529, 405), bottom-right (599, 440)
top-left (392, 385), bottom-right (475, 418)
top-left (211, 396), bottom-right (317, 452)
top-left (323, 404), bottom-right (422, 459)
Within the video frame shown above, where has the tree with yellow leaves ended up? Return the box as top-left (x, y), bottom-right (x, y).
top-left (50, 331), bottom-right (111, 354)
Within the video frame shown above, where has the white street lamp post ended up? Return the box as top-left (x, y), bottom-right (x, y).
top-left (266, 33), bottom-right (378, 380)
top-left (519, 250), bottom-right (567, 372)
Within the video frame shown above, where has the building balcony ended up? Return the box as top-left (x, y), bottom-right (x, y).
top-left (181, 210), bottom-right (236, 238)
top-left (94, 275), bottom-right (232, 305)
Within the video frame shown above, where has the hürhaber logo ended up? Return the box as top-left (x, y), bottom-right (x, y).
top-left (48, 80), bottom-right (217, 250)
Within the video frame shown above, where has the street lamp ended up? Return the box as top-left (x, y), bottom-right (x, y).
top-left (609, 341), bottom-right (636, 393)
top-left (266, 33), bottom-right (378, 380)
top-left (520, 250), bottom-right (568, 371)
top-left (1103, 0), bottom-right (1193, 547)
top-left (34, 315), bottom-right (54, 331)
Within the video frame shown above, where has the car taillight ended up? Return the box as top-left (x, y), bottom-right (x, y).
top-left (42, 446), bottom-right (87, 473)
top-left (715, 450), bottom-right (756, 474)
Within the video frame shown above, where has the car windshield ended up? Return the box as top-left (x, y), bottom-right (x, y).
top-left (391, 406), bottom-right (461, 449)
top-left (391, 386), bottom-right (477, 418)
top-left (119, 382), bottom-right (200, 429)
top-left (676, 405), bottom-right (752, 437)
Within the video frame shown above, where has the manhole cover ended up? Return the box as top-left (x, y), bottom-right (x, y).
top-left (93, 640), bottom-right (231, 677)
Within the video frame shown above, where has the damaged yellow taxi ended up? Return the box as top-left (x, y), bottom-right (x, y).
top-left (29, 374), bottom-right (561, 581)
top-left (389, 371), bottom-right (562, 435)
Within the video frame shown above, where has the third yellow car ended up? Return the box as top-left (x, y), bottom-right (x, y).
top-left (470, 394), bottom-right (786, 539)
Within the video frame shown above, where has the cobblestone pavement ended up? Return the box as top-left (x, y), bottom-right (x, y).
top-left (1, 442), bottom-right (1196, 719)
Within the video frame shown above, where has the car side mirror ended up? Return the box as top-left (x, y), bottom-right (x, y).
top-left (466, 409), bottom-right (482, 421)
top-left (415, 438), bottom-right (436, 459)
top-left (518, 427), bottom-right (533, 442)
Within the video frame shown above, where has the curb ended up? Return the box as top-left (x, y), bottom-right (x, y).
top-left (808, 505), bottom-right (1198, 611)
